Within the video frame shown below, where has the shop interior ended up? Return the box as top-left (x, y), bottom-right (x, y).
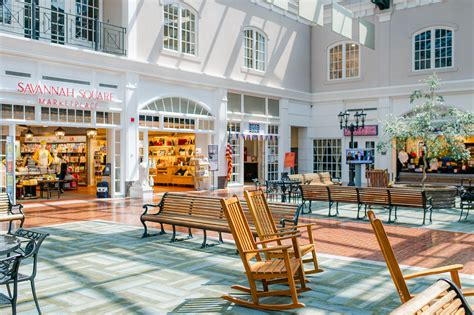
top-left (142, 131), bottom-right (210, 191)
top-left (398, 136), bottom-right (474, 174)
top-left (243, 139), bottom-right (264, 183)
top-left (15, 126), bottom-right (109, 201)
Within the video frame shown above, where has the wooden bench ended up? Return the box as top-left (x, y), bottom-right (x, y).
top-left (140, 192), bottom-right (299, 248)
top-left (327, 185), bottom-right (361, 217)
top-left (0, 193), bottom-right (25, 233)
top-left (390, 279), bottom-right (472, 315)
top-left (299, 185), bottom-right (433, 224)
top-left (358, 187), bottom-right (391, 220)
top-left (389, 188), bottom-right (433, 224)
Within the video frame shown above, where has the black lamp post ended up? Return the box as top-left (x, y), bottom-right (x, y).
top-left (338, 110), bottom-right (367, 186)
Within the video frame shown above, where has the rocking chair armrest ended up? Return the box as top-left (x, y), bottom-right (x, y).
top-left (403, 264), bottom-right (464, 280)
top-left (255, 233), bottom-right (302, 245)
top-left (277, 223), bottom-right (315, 231)
top-left (244, 245), bottom-right (291, 254)
top-left (261, 230), bottom-right (300, 238)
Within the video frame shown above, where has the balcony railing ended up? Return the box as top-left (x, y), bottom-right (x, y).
top-left (0, 1), bottom-right (126, 56)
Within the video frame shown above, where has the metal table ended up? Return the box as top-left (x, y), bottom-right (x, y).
top-left (266, 180), bottom-right (302, 203)
top-left (0, 235), bottom-right (20, 255)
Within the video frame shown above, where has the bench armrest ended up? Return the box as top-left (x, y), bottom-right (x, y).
top-left (9, 204), bottom-right (24, 215)
top-left (403, 264), bottom-right (463, 281)
top-left (262, 230), bottom-right (299, 238)
top-left (244, 245), bottom-right (291, 254)
top-left (141, 203), bottom-right (161, 216)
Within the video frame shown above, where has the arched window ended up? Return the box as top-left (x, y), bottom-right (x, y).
top-left (163, 3), bottom-right (196, 55)
top-left (243, 28), bottom-right (266, 72)
top-left (413, 27), bottom-right (453, 71)
top-left (328, 42), bottom-right (359, 80)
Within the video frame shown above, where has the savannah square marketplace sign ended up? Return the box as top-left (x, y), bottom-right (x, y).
top-left (17, 82), bottom-right (113, 109)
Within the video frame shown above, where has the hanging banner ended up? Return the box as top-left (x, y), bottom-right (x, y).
top-left (332, 1), bottom-right (353, 40)
top-left (6, 136), bottom-right (15, 197)
top-left (299, 0), bottom-right (324, 26)
top-left (359, 19), bottom-right (375, 49)
top-left (284, 152), bottom-right (296, 168)
top-left (208, 144), bottom-right (219, 171)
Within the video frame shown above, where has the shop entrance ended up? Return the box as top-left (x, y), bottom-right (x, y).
top-left (243, 139), bottom-right (265, 184)
top-left (15, 126), bottom-right (111, 201)
top-left (140, 131), bottom-right (211, 192)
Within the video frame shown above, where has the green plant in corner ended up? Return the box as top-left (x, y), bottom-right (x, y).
top-left (377, 74), bottom-right (473, 188)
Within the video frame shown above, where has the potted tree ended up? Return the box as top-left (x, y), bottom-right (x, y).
top-left (377, 75), bottom-right (473, 205)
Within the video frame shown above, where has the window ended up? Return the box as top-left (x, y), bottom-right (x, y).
top-left (163, 3), bottom-right (196, 55)
top-left (413, 28), bottom-right (453, 70)
top-left (228, 122), bottom-right (241, 184)
top-left (96, 111), bottom-right (121, 125)
top-left (40, 107), bottom-right (91, 124)
top-left (329, 43), bottom-right (359, 80)
top-left (313, 139), bottom-right (342, 180)
top-left (75, 0), bottom-right (99, 42)
top-left (0, 104), bottom-right (35, 121)
top-left (243, 28), bottom-right (266, 71)
top-left (267, 125), bottom-right (279, 181)
top-left (365, 141), bottom-right (375, 170)
top-left (0, 0), bottom-right (12, 24)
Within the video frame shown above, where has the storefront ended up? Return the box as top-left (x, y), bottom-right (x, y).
top-left (226, 92), bottom-right (280, 185)
top-left (137, 96), bottom-right (215, 190)
top-left (0, 63), bottom-right (124, 201)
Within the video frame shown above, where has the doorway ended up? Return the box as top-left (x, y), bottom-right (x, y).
top-left (14, 126), bottom-right (112, 201)
top-left (243, 139), bottom-right (265, 183)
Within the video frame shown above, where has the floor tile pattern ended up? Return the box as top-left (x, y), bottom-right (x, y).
top-left (8, 221), bottom-right (474, 314)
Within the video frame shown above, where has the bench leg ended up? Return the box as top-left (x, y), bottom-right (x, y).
top-left (160, 223), bottom-right (166, 235)
top-left (459, 203), bottom-right (464, 221)
top-left (171, 225), bottom-right (193, 242)
top-left (218, 232), bottom-right (224, 244)
top-left (357, 204), bottom-right (365, 220)
top-left (309, 201), bottom-right (312, 213)
top-left (328, 202), bottom-right (338, 217)
top-left (387, 206), bottom-right (395, 223)
top-left (422, 209), bottom-right (426, 225)
top-left (201, 230), bottom-right (224, 248)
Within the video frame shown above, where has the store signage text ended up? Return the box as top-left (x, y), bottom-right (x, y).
top-left (343, 125), bottom-right (378, 136)
top-left (17, 82), bottom-right (113, 109)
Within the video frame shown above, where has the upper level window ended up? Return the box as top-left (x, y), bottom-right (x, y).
top-left (243, 28), bottom-right (266, 72)
top-left (163, 3), bottom-right (196, 55)
top-left (329, 43), bottom-right (359, 80)
top-left (413, 27), bottom-right (453, 71)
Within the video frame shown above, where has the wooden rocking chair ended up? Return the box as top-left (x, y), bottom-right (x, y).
top-left (368, 210), bottom-right (474, 304)
top-left (220, 196), bottom-right (310, 311)
top-left (244, 190), bottom-right (324, 275)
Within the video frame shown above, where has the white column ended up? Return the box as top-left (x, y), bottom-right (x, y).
top-left (377, 97), bottom-right (393, 177)
top-left (124, 0), bottom-right (138, 59)
top-left (124, 72), bottom-right (139, 186)
top-left (279, 99), bottom-right (290, 178)
top-left (214, 88), bottom-right (228, 185)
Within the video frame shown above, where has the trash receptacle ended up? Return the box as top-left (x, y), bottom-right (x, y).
top-left (96, 181), bottom-right (109, 198)
top-left (217, 176), bottom-right (228, 189)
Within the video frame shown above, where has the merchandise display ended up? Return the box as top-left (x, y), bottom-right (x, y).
top-left (148, 134), bottom-right (196, 186)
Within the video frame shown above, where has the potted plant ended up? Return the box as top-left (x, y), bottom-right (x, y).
top-left (377, 74), bottom-right (473, 189)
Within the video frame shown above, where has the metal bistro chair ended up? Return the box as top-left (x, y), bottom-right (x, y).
top-left (458, 179), bottom-right (473, 221)
top-left (7, 229), bottom-right (49, 314)
top-left (264, 180), bottom-right (280, 202)
top-left (0, 255), bottom-right (22, 315)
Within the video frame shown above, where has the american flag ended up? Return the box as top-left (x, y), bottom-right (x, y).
top-left (226, 134), bottom-right (233, 181)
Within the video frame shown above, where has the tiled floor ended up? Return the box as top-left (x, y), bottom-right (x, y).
top-left (12, 220), bottom-right (474, 314)
top-left (5, 186), bottom-right (472, 313)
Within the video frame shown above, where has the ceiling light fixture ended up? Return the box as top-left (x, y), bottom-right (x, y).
top-left (54, 127), bottom-right (66, 139)
top-left (86, 128), bottom-right (97, 139)
top-left (25, 128), bottom-right (34, 140)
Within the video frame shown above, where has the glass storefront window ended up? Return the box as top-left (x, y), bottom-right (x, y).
top-left (313, 138), bottom-right (342, 179)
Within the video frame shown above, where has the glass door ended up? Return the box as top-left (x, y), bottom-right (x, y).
top-left (69, 0), bottom-right (99, 48)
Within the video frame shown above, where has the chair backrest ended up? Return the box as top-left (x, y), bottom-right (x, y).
top-left (0, 193), bottom-right (11, 215)
top-left (368, 210), bottom-right (411, 303)
top-left (244, 190), bottom-right (278, 242)
top-left (12, 228), bottom-right (49, 259)
top-left (366, 169), bottom-right (389, 188)
top-left (221, 196), bottom-right (258, 264)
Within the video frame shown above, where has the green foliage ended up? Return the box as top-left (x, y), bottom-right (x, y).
top-left (378, 74), bottom-right (473, 185)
